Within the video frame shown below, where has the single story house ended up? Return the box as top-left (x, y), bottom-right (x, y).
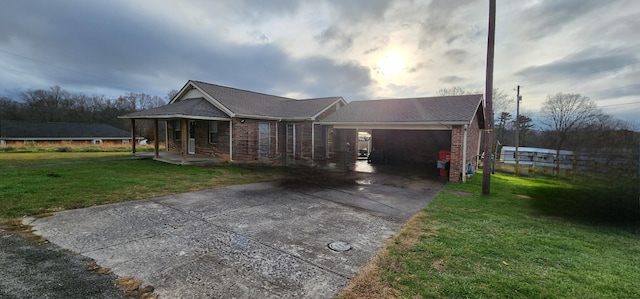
top-left (120, 80), bottom-right (485, 182)
top-left (0, 120), bottom-right (143, 146)
top-left (120, 80), bottom-right (346, 165)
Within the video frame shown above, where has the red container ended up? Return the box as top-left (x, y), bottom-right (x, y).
top-left (438, 150), bottom-right (451, 177)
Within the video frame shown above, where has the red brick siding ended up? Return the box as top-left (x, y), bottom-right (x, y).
top-left (449, 116), bottom-right (482, 181)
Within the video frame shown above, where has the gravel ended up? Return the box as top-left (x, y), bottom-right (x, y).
top-left (0, 228), bottom-right (126, 299)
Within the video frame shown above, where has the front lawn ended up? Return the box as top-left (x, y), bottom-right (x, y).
top-left (338, 172), bottom-right (640, 298)
top-left (0, 157), bottom-right (282, 220)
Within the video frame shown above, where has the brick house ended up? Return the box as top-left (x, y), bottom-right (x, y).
top-left (0, 120), bottom-right (143, 146)
top-left (318, 95), bottom-right (485, 182)
top-left (120, 80), bottom-right (346, 165)
top-left (121, 81), bottom-right (485, 182)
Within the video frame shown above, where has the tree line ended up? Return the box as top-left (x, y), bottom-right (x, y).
top-left (0, 86), bottom-right (175, 139)
top-left (437, 87), bottom-right (639, 174)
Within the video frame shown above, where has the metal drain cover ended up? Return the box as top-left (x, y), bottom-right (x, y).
top-left (328, 241), bottom-right (351, 252)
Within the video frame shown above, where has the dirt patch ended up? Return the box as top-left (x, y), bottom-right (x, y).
top-left (431, 258), bottom-right (447, 272)
top-left (2, 219), bottom-right (49, 244)
top-left (516, 194), bottom-right (532, 199)
top-left (116, 276), bottom-right (157, 299)
top-left (336, 211), bottom-right (435, 299)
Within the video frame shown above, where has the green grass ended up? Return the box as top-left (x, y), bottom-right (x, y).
top-left (0, 156), bottom-right (281, 219)
top-left (339, 172), bottom-right (640, 299)
top-left (0, 152), bottom-right (132, 167)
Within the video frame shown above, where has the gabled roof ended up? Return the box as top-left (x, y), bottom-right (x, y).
top-left (0, 120), bottom-right (139, 140)
top-left (319, 94), bottom-right (485, 128)
top-left (189, 80), bottom-right (344, 119)
top-left (122, 98), bottom-right (229, 120)
top-left (121, 80), bottom-right (345, 121)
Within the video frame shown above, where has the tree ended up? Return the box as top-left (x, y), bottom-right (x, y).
top-left (436, 87), bottom-right (512, 115)
top-left (496, 112), bottom-right (512, 143)
top-left (435, 86), bottom-right (469, 96)
top-left (513, 114), bottom-right (534, 146)
top-left (167, 89), bottom-right (179, 101)
top-left (540, 93), bottom-right (603, 173)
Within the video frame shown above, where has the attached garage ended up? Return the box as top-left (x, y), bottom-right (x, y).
top-left (318, 94), bottom-right (485, 182)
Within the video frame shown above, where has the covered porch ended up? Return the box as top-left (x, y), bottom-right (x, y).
top-left (118, 98), bottom-right (232, 165)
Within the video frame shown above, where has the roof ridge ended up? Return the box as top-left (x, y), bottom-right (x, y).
top-left (365, 94), bottom-right (483, 102)
top-left (190, 80), bottom-right (296, 101)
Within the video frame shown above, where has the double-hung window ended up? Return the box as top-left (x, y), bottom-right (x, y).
top-left (209, 121), bottom-right (218, 144)
top-left (258, 122), bottom-right (270, 156)
top-left (174, 120), bottom-right (181, 141)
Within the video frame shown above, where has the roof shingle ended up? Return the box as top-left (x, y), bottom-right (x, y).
top-left (0, 121), bottom-right (135, 139)
top-left (122, 98), bottom-right (229, 119)
top-left (320, 94), bottom-right (484, 124)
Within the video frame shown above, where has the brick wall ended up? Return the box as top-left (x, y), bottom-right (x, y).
top-left (449, 116), bottom-right (482, 181)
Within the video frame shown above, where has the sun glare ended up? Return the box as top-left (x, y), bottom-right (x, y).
top-left (378, 52), bottom-right (405, 77)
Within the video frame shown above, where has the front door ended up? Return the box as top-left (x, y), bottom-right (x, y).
top-left (188, 121), bottom-right (196, 154)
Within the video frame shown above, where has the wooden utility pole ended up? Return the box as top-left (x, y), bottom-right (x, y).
top-left (515, 85), bottom-right (521, 175)
top-left (482, 0), bottom-right (496, 195)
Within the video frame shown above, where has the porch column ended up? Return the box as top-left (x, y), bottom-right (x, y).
top-left (154, 119), bottom-right (159, 159)
top-left (181, 118), bottom-right (188, 164)
top-left (130, 119), bottom-right (136, 155)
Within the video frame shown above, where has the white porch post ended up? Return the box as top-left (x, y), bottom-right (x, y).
top-left (181, 118), bottom-right (187, 164)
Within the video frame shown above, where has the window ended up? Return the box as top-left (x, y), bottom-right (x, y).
top-left (209, 121), bottom-right (218, 144)
top-left (174, 120), bottom-right (181, 141)
top-left (258, 122), bottom-right (270, 156)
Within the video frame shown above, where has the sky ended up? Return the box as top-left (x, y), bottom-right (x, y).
top-left (1, 0), bottom-right (639, 126)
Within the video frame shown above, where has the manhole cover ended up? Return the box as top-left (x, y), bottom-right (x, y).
top-left (328, 241), bottom-right (351, 252)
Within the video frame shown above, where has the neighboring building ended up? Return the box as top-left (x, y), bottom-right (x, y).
top-left (500, 146), bottom-right (574, 169)
top-left (0, 120), bottom-right (142, 146)
top-left (121, 80), bottom-right (485, 182)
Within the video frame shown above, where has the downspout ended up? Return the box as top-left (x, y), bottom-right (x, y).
top-left (229, 119), bottom-right (233, 162)
top-left (462, 124), bottom-right (468, 183)
top-left (311, 122), bottom-right (315, 162)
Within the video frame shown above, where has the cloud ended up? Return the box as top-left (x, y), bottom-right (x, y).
top-left (439, 75), bottom-right (465, 83)
top-left (417, 0), bottom-right (480, 48)
top-left (315, 25), bottom-right (354, 50)
top-left (326, 0), bottom-right (392, 21)
top-left (515, 47), bottom-right (638, 83)
top-left (0, 0), bottom-right (372, 100)
top-left (521, 0), bottom-right (609, 39)
top-left (444, 49), bottom-right (468, 63)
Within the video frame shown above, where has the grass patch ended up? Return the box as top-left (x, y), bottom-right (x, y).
top-left (338, 172), bottom-right (640, 299)
top-left (0, 158), bottom-right (282, 220)
top-left (0, 143), bottom-right (162, 154)
top-left (0, 152), bottom-right (132, 167)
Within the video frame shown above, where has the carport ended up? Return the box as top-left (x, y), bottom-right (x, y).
top-left (318, 94), bottom-right (485, 182)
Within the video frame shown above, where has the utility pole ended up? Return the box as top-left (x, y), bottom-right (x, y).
top-left (514, 86), bottom-right (521, 176)
top-left (482, 0), bottom-right (496, 195)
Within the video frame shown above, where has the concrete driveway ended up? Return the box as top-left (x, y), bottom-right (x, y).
top-left (29, 170), bottom-right (444, 298)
